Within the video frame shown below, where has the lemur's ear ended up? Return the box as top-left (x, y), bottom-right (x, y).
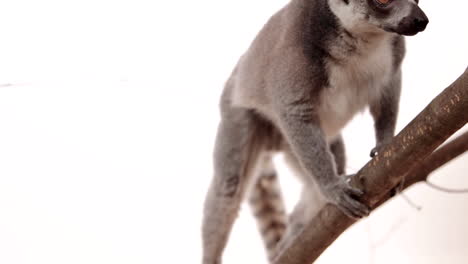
top-left (342, 0), bottom-right (350, 4)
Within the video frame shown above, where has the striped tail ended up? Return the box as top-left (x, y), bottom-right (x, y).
top-left (249, 169), bottom-right (287, 261)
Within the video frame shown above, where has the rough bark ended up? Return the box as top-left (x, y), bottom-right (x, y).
top-left (402, 130), bottom-right (468, 188)
top-left (272, 67), bottom-right (468, 264)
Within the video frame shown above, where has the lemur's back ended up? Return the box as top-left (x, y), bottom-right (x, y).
top-left (225, 2), bottom-right (319, 117)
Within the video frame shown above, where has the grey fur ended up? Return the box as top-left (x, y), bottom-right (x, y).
top-left (202, 0), bottom-right (428, 263)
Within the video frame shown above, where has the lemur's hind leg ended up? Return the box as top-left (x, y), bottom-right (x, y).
top-left (248, 155), bottom-right (287, 261)
top-left (271, 149), bottom-right (326, 261)
top-left (202, 107), bottom-right (265, 264)
top-left (272, 136), bottom-right (345, 261)
top-left (329, 135), bottom-right (346, 175)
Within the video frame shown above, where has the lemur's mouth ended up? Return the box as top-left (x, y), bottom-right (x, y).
top-left (398, 29), bottom-right (422, 36)
top-left (382, 20), bottom-right (428, 36)
top-left (385, 27), bottom-right (420, 36)
top-left (396, 23), bottom-right (428, 36)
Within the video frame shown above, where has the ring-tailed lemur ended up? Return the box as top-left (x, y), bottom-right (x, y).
top-left (202, 0), bottom-right (428, 263)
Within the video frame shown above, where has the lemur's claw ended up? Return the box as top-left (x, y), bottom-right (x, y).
top-left (324, 175), bottom-right (370, 219)
top-left (370, 141), bottom-right (391, 158)
top-left (370, 147), bottom-right (379, 157)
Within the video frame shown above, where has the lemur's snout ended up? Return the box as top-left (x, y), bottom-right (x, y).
top-left (397, 6), bottom-right (429, 36)
top-left (409, 7), bottom-right (429, 32)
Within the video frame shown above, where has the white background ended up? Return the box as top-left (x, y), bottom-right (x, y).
top-left (0, 0), bottom-right (467, 263)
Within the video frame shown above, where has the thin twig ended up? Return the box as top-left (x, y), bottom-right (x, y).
top-left (399, 193), bottom-right (422, 211)
top-left (425, 180), bottom-right (468, 194)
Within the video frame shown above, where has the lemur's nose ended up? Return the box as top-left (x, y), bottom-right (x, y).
top-left (411, 6), bottom-right (429, 32)
top-left (413, 18), bottom-right (428, 32)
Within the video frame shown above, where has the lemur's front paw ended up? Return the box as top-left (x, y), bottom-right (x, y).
top-left (323, 175), bottom-right (370, 219)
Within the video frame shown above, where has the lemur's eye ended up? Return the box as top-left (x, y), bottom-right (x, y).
top-left (376, 0), bottom-right (391, 4)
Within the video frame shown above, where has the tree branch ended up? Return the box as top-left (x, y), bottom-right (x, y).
top-left (272, 67), bottom-right (468, 264)
top-left (373, 130), bottom-right (468, 209)
top-left (403, 130), bottom-right (468, 188)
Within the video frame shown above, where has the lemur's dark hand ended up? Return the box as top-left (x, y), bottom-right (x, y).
top-left (322, 174), bottom-right (370, 219)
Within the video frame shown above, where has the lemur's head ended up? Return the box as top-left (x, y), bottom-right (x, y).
top-left (330, 0), bottom-right (429, 36)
